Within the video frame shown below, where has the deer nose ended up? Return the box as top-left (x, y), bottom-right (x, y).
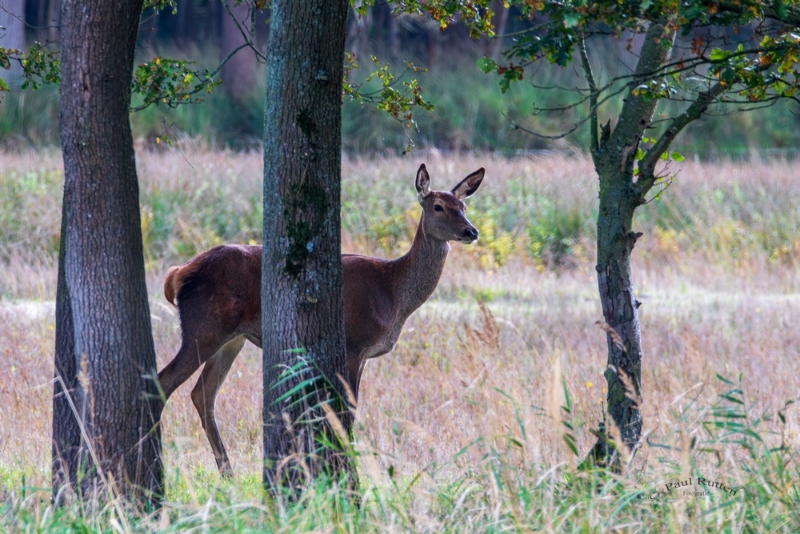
top-left (463, 227), bottom-right (479, 241)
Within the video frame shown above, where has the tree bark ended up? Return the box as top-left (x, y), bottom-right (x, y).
top-left (262, 0), bottom-right (351, 490)
top-left (52, 193), bottom-right (81, 498)
top-left (591, 22), bottom-right (674, 460)
top-left (54, 0), bottom-right (162, 504)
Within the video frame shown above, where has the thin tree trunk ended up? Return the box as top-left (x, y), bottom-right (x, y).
top-left (221, 0), bottom-right (256, 101)
top-left (346, 4), bottom-right (371, 61)
top-left (490, 0), bottom-right (509, 60)
top-left (46, 0), bottom-right (60, 43)
top-left (0, 0), bottom-right (25, 84)
top-left (36, 0), bottom-right (46, 40)
top-left (55, 0), bottom-right (162, 504)
top-left (594, 166), bottom-right (645, 453)
top-left (388, 8), bottom-right (400, 60)
top-left (262, 0), bottom-right (351, 490)
top-left (591, 22), bottom-right (674, 460)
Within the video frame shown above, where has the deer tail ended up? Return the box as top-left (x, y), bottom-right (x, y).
top-left (163, 266), bottom-right (184, 307)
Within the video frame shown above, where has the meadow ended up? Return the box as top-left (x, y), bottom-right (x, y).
top-left (1, 148), bottom-right (799, 531)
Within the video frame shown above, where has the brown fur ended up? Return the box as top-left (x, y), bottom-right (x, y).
top-left (162, 249), bottom-right (216, 306)
top-left (157, 165), bottom-right (485, 476)
top-left (163, 266), bottom-right (182, 306)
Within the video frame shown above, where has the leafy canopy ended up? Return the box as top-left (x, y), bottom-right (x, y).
top-left (478, 1), bottom-right (800, 117)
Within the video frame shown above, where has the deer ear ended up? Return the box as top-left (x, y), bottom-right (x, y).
top-left (451, 168), bottom-right (484, 199)
top-left (415, 164), bottom-right (431, 203)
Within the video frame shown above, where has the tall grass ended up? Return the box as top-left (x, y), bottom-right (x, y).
top-left (1, 299), bottom-right (798, 531)
top-left (1, 149), bottom-right (799, 531)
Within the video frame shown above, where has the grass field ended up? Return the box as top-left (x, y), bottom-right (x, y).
top-left (1, 149), bottom-right (799, 531)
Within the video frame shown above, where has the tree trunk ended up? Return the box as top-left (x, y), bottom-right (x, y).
top-left (52, 194), bottom-right (81, 498)
top-left (489, 0), bottom-right (509, 61)
top-left (591, 22), bottom-right (674, 461)
top-left (594, 163), bottom-right (645, 454)
top-left (346, 5), bottom-right (371, 61)
top-left (0, 0), bottom-right (25, 85)
top-left (388, 7), bottom-right (400, 60)
top-left (262, 0), bottom-right (351, 490)
top-left (46, 0), bottom-right (60, 43)
top-left (221, 0), bottom-right (256, 101)
top-left (54, 0), bottom-right (162, 504)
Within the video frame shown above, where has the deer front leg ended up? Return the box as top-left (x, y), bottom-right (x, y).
top-left (190, 336), bottom-right (246, 477)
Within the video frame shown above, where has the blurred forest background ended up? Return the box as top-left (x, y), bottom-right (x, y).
top-left (2, 0), bottom-right (800, 156)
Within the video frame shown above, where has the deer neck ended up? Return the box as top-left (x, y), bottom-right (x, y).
top-left (393, 214), bottom-right (450, 317)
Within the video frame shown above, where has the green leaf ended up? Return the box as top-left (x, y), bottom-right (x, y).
top-left (716, 374), bottom-right (735, 385)
top-left (477, 57), bottom-right (497, 73)
top-left (0, 77), bottom-right (8, 92)
top-left (563, 12), bottom-right (580, 28)
top-left (561, 377), bottom-right (572, 412)
top-left (499, 77), bottom-right (510, 94)
top-left (670, 151), bottom-right (685, 162)
top-left (776, 0), bottom-right (788, 19)
top-left (721, 67), bottom-right (735, 83)
top-left (709, 48), bottom-right (727, 61)
top-left (562, 434), bottom-right (579, 455)
top-left (507, 437), bottom-right (524, 448)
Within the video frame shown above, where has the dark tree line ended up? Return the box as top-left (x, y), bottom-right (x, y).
top-left (6, 0), bottom-right (517, 93)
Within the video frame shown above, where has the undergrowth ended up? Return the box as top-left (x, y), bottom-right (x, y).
top-left (1, 374), bottom-right (798, 532)
top-left (3, 151), bottom-right (800, 301)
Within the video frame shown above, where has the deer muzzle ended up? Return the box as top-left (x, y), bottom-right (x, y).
top-left (461, 226), bottom-right (479, 243)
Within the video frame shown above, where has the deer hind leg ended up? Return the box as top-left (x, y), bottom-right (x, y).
top-left (158, 329), bottom-right (231, 401)
top-left (158, 337), bottom-right (226, 402)
top-left (345, 350), bottom-right (363, 405)
top-left (158, 293), bottom-right (244, 401)
top-left (190, 335), bottom-right (245, 477)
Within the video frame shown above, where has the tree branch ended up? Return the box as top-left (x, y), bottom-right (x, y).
top-left (222, 0), bottom-right (267, 63)
top-left (606, 22), bottom-right (675, 153)
top-left (636, 80), bottom-right (726, 196)
top-left (578, 31), bottom-right (599, 154)
top-left (637, 62), bottom-right (773, 197)
top-left (129, 41), bottom-right (252, 112)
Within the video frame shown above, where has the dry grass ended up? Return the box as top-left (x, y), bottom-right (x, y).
top-left (1, 148), bottom-right (799, 530)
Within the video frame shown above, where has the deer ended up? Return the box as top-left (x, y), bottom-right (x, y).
top-left (157, 164), bottom-right (484, 475)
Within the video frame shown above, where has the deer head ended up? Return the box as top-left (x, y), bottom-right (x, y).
top-left (415, 164), bottom-right (484, 244)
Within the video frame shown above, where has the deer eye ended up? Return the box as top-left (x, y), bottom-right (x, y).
top-left (434, 205), bottom-right (443, 212)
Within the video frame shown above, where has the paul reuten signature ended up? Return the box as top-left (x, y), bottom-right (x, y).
top-left (648, 477), bottom-right (739, 500)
